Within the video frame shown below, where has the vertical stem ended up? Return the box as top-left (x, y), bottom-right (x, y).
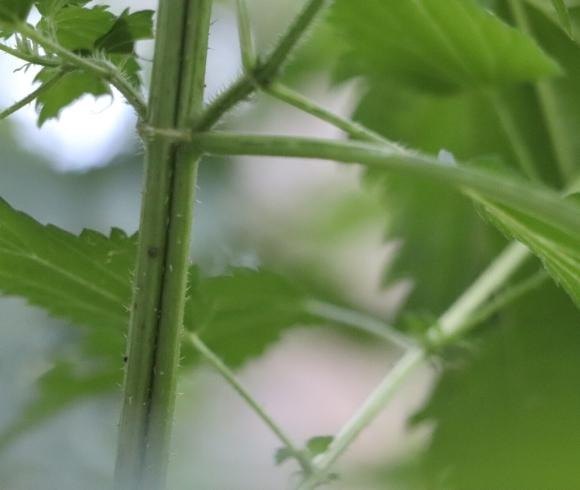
top-left (114, 1), bottom-right (212, 490)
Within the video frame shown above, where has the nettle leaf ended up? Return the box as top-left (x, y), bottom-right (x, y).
top-left (331, 0), bottom-right (561, 92)
top-left (472, 188), bottom-right (580, 307)
top-left (35, 0), bottom-right (90, 17)
top-left (34, 67), bottom-right (110, 126)
top-left (0, 0), bottom-right (33, 24)
top-left (185, 267), bottom-right (314, 367)
top-left (551, 0), bottom-right (573, 36)
top-left (414, 282), bottom-right (580, 489)
top-left (0, 197), bottom-right (134, 331)
top-left (0, 198), bottom-right (315, 446)
top-left (44, 5), bottom-right (116, 51)
top-left (96, 8), bottom-right (155, 54)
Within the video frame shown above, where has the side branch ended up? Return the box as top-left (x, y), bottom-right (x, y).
top-left (193, 132), bottom-right (580, 234)
top-left (196, 0), bottom-right (330, 130)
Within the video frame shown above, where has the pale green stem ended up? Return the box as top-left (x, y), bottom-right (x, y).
top-left (114, 1), bottom-right (212, 489)
top-left (0, 41), bottom-right (59, 67)
top-left (0, 69), bottom-right (65, 120)
top-left (194, 132), bottom-right (580, 233)
top-left (508, 0), bottom-right (577, 184)
top-left (196, 0), bottom-right (330, 130)
top-left (458, 270), bottom-right (548, 335)
top-left (297, 242), bottom-right (531, 489)
top-left (189, 333), bottom-right (312, 473)
top-left (236, 0), bottom-right (256, 72)
top-left (265, 82), bottom-right (400, 149)
top-left (17, 23), bottom-right (147, 118)
top-left (488, 90), bottom-right (542, 182)
top-left (304, 299), bottom-right (415, 350)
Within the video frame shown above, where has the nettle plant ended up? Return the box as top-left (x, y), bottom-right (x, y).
top-left (0, 0), bottom-right (579, 488)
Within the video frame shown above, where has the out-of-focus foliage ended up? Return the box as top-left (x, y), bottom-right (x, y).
top-left (413, 282), bottom-right (580, 490)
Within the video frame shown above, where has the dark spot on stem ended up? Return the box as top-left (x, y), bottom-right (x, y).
top-left (147, 246), bottom-right (159, 258)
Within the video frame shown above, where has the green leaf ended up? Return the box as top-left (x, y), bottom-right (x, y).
top-left (0, 197), bottom-right (134, 331)
top-left (35, 0), bottom-right (90, 17)
top-left (0, 0), bottom-right (33, 24)
top-left (551, 0), bottom-right (573, 37)
top-left (185, 267), bottom-right (314, 367)
top-left (414, 282), bottom-right (580, 489)
top-left (40, 5), bottom-right (116, 51)
top-left (306, 435), bottom-right (334, 457)
top-left (331, 0), bottom-right (561, 92)
top-left (34, 67), bottom-right (111, 126)
top-left (96, 9), bottom-right (155, 54)
top-left (0, 198), bottom-right (316, 446)
top-left (471, 186), bottom-right (580, 307)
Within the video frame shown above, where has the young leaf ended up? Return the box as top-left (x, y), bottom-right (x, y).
top-left (35, 0), bottom-right (90, 17)
top-left (34, 67), bottom-right (110, 126)
top-left (39, 5), bottom-right (116, 51)
top-left (331, 0), bottom-right (561, 92)
top-left (96, 9), bottom-right (155, 54)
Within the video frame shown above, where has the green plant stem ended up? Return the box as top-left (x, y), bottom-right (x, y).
top-left (266, 82), bottom-right (401, 149)
top-left (114, 1), bottom-right (212, 489)
top-left (194, 132), bottom-right (580, 233)
top-left (196, 0), bottom-right (330, 130)
top-left (17, 23), bottom-right (147, 118)
top-left (0, 42), bottom-right (59, 67)
top-left (236, 0), bottom-right (256, 72)
top-left (304, 299), bottom-right (415, 350)
top-left (488, 90), bottom-right (541, 182)
top-left (458, 269), bottom-right (548, 335)
top-left (189, 333), bottom-right (312, 473)
top-left (508, 0), bottom-right (576, 184)
top-left (0, 70), bottom-right (65, 120)
top-left (297, 242), bottom-right (531, 489)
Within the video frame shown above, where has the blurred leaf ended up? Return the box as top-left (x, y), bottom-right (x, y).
top-left (96, 8), bottom-right (154, 54)
top-left (331, 0), bottom-right (560, 92)
top-left (185, 267), bottom-right (314, 367)
top-left (35, 0), bottom-right (90, 17)
top-left (306, 435), bottom-right (333, 456)
top-left (342, 1), bottom-right (580, 316)
top-left (551, 0), bottom-right (573, 36)
top-left (0, 0), bottom-right (33, 24)
top-left (414, 282), bottom-right (580, 489)
top-left (34, 67), bottom-right (110, 126)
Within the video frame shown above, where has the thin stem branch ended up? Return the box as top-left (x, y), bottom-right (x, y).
top-left (17, 23), bottom-right (147, 118)
top-left (189, 333), bottom-right (312, 473)
top-left (194, 132), bottom-right (580, 234)
top-left (0, 41), bottom-right (59, 67)
top-left (488, 90), bottom-right (542, 182)
top-left (196, 0), bottom-right (330, 130)
top-left (0, 69), bottom-right (66, 120)
top-left (304, 299), bottom-right (415, 350)
top-left (458, 269), bottom-right (548, 335)
top-left (508, 0), bottom-right (576, 184)
top-left (265, 82), bottom-right (398, 148)
top-left (236, 0), bottom-right (256, 72)
top-left (297, 242), bottom-right (531, 489)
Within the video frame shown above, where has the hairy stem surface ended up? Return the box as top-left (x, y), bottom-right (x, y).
top-left (114, 1), bottom-right (212, 489)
